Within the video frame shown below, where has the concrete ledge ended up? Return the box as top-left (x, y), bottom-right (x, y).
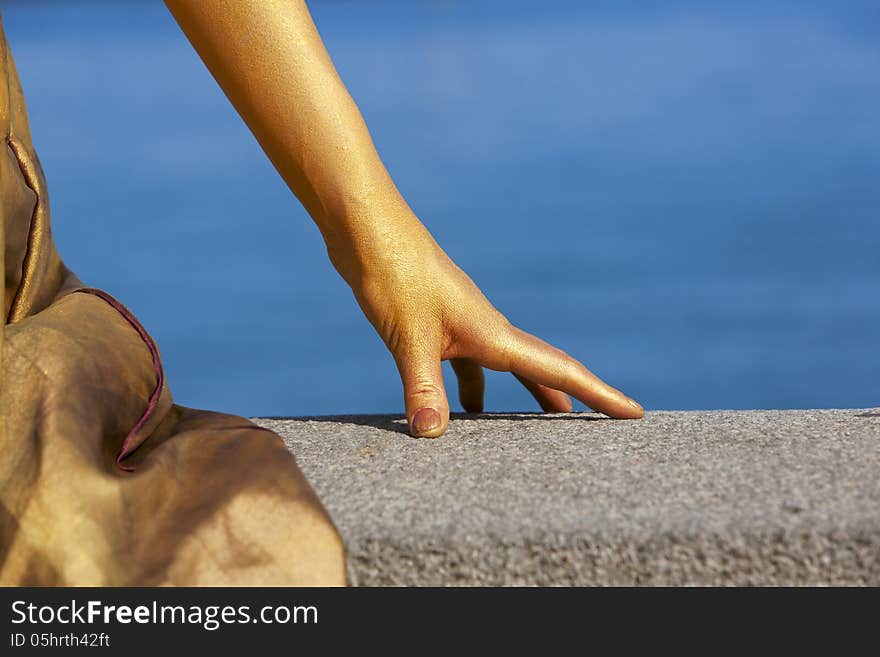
top-left (254, 409), bottom-right (880, 586)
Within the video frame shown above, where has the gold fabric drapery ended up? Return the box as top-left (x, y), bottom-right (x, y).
top-left (0, 17), bottom-right (345, 586)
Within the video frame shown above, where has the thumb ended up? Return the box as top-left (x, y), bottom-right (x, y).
top-left (394, 342), bottom-right (450, 438)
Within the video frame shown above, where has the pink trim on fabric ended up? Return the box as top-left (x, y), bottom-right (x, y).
top-left (76, 288), bottom-right (164, 473)
top-left (5, 135), bottom-right (40, 325)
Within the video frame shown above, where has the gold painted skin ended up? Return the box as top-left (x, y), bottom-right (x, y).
top-left (164, 0), bottom-right (644, 437)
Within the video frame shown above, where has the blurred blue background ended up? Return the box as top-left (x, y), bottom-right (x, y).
top-left (3, 1), bottom-right (878, 415)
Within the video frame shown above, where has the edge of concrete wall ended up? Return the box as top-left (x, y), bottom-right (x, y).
top-left (255, 408), bottom-right (880, 585)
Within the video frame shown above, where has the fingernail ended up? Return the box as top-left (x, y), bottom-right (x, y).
top-left (412, 407), bottom-right (441, 435)
top-left (627, 398), bottom-right (644, 414)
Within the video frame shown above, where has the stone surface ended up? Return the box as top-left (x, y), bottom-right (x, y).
top-left (254, 409), bottom-right (880, 586)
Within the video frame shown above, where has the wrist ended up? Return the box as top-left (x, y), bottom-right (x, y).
top-left (322, 199), bottom-right (437, 287)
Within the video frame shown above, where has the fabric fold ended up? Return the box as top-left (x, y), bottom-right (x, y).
top-left (0, 13), bottom-right (345, 586)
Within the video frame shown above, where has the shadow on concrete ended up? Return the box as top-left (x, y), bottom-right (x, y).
top-left (257, 412), bottom-right (614, 435)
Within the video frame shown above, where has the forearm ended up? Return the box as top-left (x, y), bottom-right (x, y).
top-left (163, 0), bottom-right (425, 280)
top-left (166, 1), bottom-right (643, 428)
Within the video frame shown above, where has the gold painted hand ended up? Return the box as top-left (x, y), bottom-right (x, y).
top-left (329, 214), bottom-right (643, 437)
top-left (164, 0), bottom-right (643, 436)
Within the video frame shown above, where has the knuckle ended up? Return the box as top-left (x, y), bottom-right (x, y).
top-left (407, 381), bottom-right (444, 400)
top-left (383, 321), bottom-right (406, 357)
top-left (491, 319), bottom-right (515, 352)
top-left (558, 356), bottom-right (584, 382)
top-left (556, 348), bottom-right (574, 364)
top-left (409, 383), bottom-right (441, 397)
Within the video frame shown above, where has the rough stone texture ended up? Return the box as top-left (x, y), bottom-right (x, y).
top-left (253, 409), bottom-right (880, 586)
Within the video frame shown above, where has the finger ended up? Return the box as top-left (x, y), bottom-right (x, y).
top-left (513, 374), bottom-right (572, 413)
top-left (394, 342), bottom-right (450, 438)
top-left (450, 358), bottom-right (485, 413)
top-left (488, 325), bottom-right (643, 419)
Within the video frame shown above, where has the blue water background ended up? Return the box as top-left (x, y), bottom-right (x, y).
top-left (4, 1), bottom-right (878, 415)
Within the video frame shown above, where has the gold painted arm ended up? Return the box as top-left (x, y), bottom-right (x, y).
top-left (164, 0), bottom-right (420, 282)
top-left (164, 0), bottom-right (643, 435)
